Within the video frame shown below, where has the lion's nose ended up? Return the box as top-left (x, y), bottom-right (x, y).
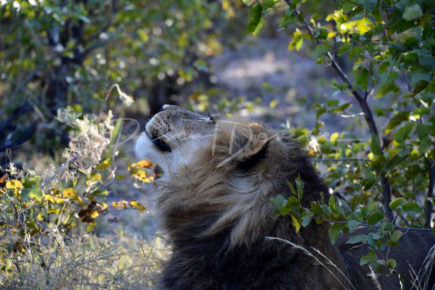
top-left (160, 104), bottom-right (170, 112)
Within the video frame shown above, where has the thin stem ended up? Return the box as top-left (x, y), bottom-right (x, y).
top-left (312, 158), bottom-right (370, 162)
top-left (284, 0), bottom-right (393, 221)
top-left (424, 163), bottom-right (434, 228)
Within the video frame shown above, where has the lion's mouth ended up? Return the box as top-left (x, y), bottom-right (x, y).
top-left (145, 131), bottom-right (172, 153)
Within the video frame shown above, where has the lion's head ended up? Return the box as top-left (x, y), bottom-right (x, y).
top-left (135, 105), bottom-right (327, 246)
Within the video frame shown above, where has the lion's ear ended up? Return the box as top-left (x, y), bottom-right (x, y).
top-left (216, 122), bottom-right (268, 168)
top-left (237, 123), bottom-right (268, 161)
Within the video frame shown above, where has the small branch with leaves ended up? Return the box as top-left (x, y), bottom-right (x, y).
top-left (283, 0), bottom-right (394, 221)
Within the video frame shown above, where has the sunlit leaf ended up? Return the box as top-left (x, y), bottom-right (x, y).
top-left (90, 211), bottom-right (99, 218)
top-left (130, 200), bottom-right (146, 212)
top-left (6, 180), bottom-right (23, 191)
top-left (96, 158), bottom-right (111, 170)
top-left (132, 160), bottom-right (153, 169)
top-left (63, 188), bottom-right (77, 199)
top-left (291, 215), bottom-right (301, 233)
top-left (112, 200), bottom-right (128, 209)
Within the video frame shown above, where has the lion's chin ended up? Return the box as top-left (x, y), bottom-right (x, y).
top-left (134, 132), bottom-right (167, 170)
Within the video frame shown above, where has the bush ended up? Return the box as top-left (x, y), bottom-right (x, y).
top-left (245, 0), bottom-right (434, 274)
top-left (0, 93), bottom-right (155, 284)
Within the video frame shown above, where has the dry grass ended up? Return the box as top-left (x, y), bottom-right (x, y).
top-left (411, 244), bottom-right (435, 290)
top-left (0, 232), bottom-right (168, 289)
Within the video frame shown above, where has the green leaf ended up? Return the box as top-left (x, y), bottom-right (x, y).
top-left (368, 211), bottom-right (384, 225)
top-left (375, 71), bottom-right (399, 98)
top-left (107, 118), bottom-right (123, 158)
top-left (402, 202), bottom-right (422, 213)
top-left (270, 195), bottom-right (287, 209)
top-left (384, 152), bottom-right (409, 172)
top-left (329, 196), bottom-right (337, 212)
top-left (390, 230), bottom-right (403, 242)
top-left (243, 0), bottom-right (255, 5)
top-left (379, 61), bottom-right (389, 74)
top-left (389, 198), bottom-right (407, 210)
top-left (329, 223), bottom-right (345, 244)
top-left (393, 123), bottom-right (414, 143)
top-left (409, 70), bottom-right (431, 87)
top-left (295, 177), bottom-right (304, 201)
top-left (386, 112), bottom-right (409, 131)
top-left (416, 124), bottom-right (435, 139)
top-left (331, 102), bottom-right (352, 113)
top-left (354, 66), bottom-right (369, 90)
top-left (246, 4), bottom-right (263, 36)
top-left (280, 196), bottom-right (299, 215)
top-left (360, 251), bottom-right (377, 265)
top-left (362, 0), bottom-right (377, 13)
top-left (327, 99), bottom-right (339, 107)
top-left (418, 137), bottom-right (432, 155)
top-left (260, 0), bottom-right (280, 9)
top-left (280, 9), bottom-right (296, 27)
top-left (380, 222), bottom-right (394, 232)
top-left (348, 220), bottom-right (361, 233)
top-left (313, 28), bottom-right (328, 40)
top-left (287, 180), bottom-right (297, 195)
top-left (312, 41), bottom-right (332, 58)
top-left (316, 107), bottom-right (326, 119)
top-left (370, 134), bottom-right (382, 155)
top-left (301, 212), bottom-right (312, 227)
top-left (21, 186), bottom-right (43, 201)
top-left (402, 4), bottom-right (423, 21)
top-left (346, 234), bottom-right (367, 244)
top-left (386, 258), bottom-right (397, 269)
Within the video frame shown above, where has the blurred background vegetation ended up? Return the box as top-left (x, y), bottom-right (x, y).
top-left (0, 0), bottom-right (433, 288)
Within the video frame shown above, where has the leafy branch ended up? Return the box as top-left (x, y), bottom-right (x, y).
top-left (283, 0), bottom-right (393, 221)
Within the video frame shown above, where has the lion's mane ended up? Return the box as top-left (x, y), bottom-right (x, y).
top-left (151, 118), bottom-right (434, 290)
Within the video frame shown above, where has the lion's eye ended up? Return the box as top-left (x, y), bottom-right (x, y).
top-left (208, 113), bottom-right (216, 124)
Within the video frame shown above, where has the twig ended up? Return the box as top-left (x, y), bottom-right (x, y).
top-left (4, 191), bottom-right (20, 227)
top-left (424, 163), bottom-right (434, 228)
top-left (312, 158), bottom-right (369, 162)
top-left (42, 155), bottom-right (79, 192)
top-left (323, 219), bottom-right (432, 231)
top-left (283, 0), bottom-right (393, 221)
top-left (0, 219), bottom-right (15, 225)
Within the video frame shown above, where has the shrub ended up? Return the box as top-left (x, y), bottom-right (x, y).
top-left (245, 0), bottom-right (434, 274)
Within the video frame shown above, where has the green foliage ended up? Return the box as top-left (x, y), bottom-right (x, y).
top-left (245, 0), bottom-right (434, 274)
top-left (0, 0), bottom-right (246, 151)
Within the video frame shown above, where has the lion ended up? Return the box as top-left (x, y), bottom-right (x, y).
top-left (135, 105), bottom-right (435, 290)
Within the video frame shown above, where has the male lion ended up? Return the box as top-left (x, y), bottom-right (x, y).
top-left (135, 105), bottom-right (435, 290)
